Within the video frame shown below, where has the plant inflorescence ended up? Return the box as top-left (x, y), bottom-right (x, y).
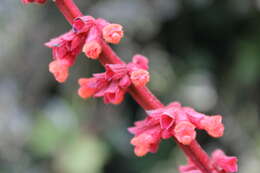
top-left (22, 1), bottom-right (238, 173)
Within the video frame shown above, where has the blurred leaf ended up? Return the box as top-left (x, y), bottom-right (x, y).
top-left (54, 135), bottom-right (108, 173)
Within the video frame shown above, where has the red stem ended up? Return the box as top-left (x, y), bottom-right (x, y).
top-left (54, 1), bottom-right (220, 172)
top-left (54, 0), bottom-right (83, 23)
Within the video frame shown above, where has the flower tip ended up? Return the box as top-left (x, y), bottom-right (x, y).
top-left (132, 54), bottom-right (149, 70)
top-left (212, 149), bottom-right (238, 173)
top-left (78, 78), bottom-right (96, 99)
top-left (201, 115), bottom-right (224, 138)
top-left (83, 41), bottom-right (102, 59)
top-left (130, 134), bottom-right (152, 157)
top-left (105, 93), bottom-right (124, 105)
top-left (174, 121), bottom-right (196, 145)
top-left (134, 147), bottom-right (149, 157)
top-left (130, 69), bottom-right (150, 87)
top-left (102, 24), bottom-right (124, 44)
top-left (49, 60), bottom-right (69, 83)
top-left (78, 87), bottom-right (94, 99)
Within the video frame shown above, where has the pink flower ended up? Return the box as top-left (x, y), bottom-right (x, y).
top-left (102, 24), bottom-right (124, 44)
top-left (45, 30), bottom-right (86, 82)
top-left (21, 0), bottom-right (46, 4)
top-left (72, 16), bottom-right (95, 34)
top-left (174, 121), bottom-right (196, 145)
top-left (184, 108), bottom-right (224, 138)
top-left (179, 150), bottom-right (238, 173)
top-left (128, 117), bottom-right (161, 157)
top-left (45, 16), bottom-right (126, 82)
top-left (49, 59), bottom-right (70, 83)
top-left (200, 115), bottom-right (224, 138)
top-left (130, 69), bottom-right (150, 87)
top-left (128, 102), bottom-right (226, 156)
top-left (83, 40), bottom-right (102, 59)
top-left (82, 27), bottom-right (102, 59)
top-left (78, 78), bottom-right (98, 99)
top-left (212, 149), bottom-right (238, 173)
top-left (78, 55), bottom-right (150, 104)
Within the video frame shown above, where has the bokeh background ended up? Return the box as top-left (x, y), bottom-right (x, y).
top-left (1, 0), bottom-right (260, 172)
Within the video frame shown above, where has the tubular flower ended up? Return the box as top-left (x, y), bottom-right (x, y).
top-left (21, 0), bottom-right (46, 4)
top-left (45, 30), bottom-right (86, 83)
top-left (129, 102), bottom-right (225, 156)
top-left (45, 16), bottom-right (125, 82)
top-left (78, 55), bottom-right (150, 104)
top-left (130, 69), bottom-right (150, 87)
top-left (49, 59), bottom-right (70, 83)
top-left (102, 24), bottom-right (124, 44)
top-left (211, 149), bottom-right (238, 173)
top-left (82, 27), bottom-right (102, 59)
top-left (128, 117), bottom-right (161, 157)
top-left (180, 150), bottom-right (238, 173)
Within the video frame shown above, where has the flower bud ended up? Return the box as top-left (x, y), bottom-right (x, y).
top-left (212, 149), bottom-right (238, 173)
top-left (78, 78), bottom-right (97, 99)
top-left (49, 60), bottom-right (69, 83)
top-left (82, 40), bottom-right (102, 59)
top-left (130, 69), bottom-right (150, 87)
top-left (102, 24), bottom-right (124, 44)
top-left (200, 115), bottom-right (224, 138)
top-left (174, 121), bottom-right (196, 145)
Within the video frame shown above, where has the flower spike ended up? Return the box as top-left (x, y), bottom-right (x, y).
top-left (23, 0), bottom-right (238, 172)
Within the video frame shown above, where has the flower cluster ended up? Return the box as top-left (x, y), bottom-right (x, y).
top-left (45, 16), bottom-right (124, 83)
top-left (180, 149), bottom-right (238, 173)
top-left (78, 55), bottom-right (150, 104)
top-left (128, 102), bottom-right (224, 157)
top-left (21, 0), bottom-right (46, 4)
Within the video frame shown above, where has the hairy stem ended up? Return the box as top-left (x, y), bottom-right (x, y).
top-left (54, 0), bottom-right (220, 172)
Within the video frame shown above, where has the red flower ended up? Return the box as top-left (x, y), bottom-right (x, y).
top-left (174, 121), bottom-right (196, 145)
top-left (128, 117), bottom-right (161, 157)
top-left (78, 55), bottom-right (150, 104)
top-left (45, 30), bottom-right (86, 82)
top-left (49, 59), bottom-right (70, 83)
top-left (82, 27), bottom-right (102, 59)
top-left (102, 24), bottom-right (124, 44)
top-left (129, 102), bottom-right (225, 156)
top-left (21, 0), bottom-right (46, 4)
top-left (212, 149), bottom-right (238, 173)
top-left (45, 16), bottom-right (125, 82)
top-left (180, 150), bottom-right (238, 173)
top-left (72, 16), bottom-right (95, 34)
top-left (130, 69), bottom-right (150, 87)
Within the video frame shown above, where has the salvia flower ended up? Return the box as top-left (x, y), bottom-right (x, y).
top-left (45, 16), bottom-right (124, 82)
top-left (180, 150), bottom-right (238, 173)
top-left (78, 55), bottom-right (150, 104)
top-left (21, 0), bottom-right (46, 4)
top-left (45, 30), bottom-right (86, 82)
top-left (128, 117), bottom-right (161, 157)
top-left (128, 102), bottom-right (225, 156)
top-left (102, 24), bottom-right (124, 44)
top-left (82, 27), bottom-right (102, 59)
top-left (212, 149), bottom-right (238, 173)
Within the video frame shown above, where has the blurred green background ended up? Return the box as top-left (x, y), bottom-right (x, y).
top-left (0, 0), bottom-right (260, 172)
